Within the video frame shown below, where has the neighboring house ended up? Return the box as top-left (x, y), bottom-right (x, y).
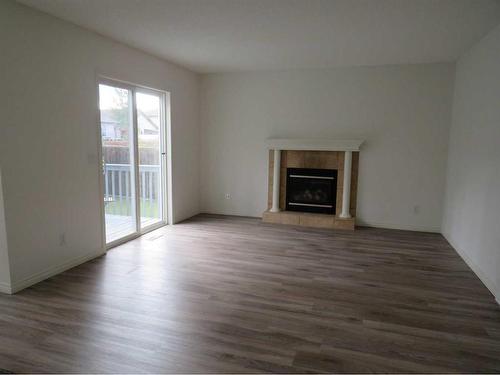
top-left (138, 109), bottom-right (159, 137)
top-left (100, 108), bottom-right (159, 141)
top-left (100, 110), bottom-right (124, 140)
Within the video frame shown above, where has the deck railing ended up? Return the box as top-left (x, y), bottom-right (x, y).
top-left (104, 163), bottom-right (160, 204)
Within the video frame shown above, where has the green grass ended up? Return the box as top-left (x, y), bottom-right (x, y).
top-left (105, 197), bottom-right (160, 218)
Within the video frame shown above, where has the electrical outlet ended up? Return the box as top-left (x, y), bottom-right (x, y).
top-left (59, 233), bottom-right (66, 246)
top-left (413, 205), bottom-right (420, 215)
top-left (225, 193), bottom-right (231, 200)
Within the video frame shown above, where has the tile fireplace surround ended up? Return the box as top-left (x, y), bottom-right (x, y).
top-left (262, 139), bottom-right (364, 230)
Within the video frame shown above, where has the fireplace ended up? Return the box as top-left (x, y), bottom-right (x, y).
top-left (286, 168), bottom-right (337, 215)
top-left (264, 140), bottom-right (363, 230)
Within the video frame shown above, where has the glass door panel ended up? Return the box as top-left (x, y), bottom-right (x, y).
top-left (99, 83), bottom-right (138, 243)
top-left (136, 91), bottom-right (164, 229)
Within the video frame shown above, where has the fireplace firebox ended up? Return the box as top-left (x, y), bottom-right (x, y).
top-left (286, 168), bottom-right (337, 214)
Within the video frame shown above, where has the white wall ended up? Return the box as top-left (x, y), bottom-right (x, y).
top-left (442, 24), bottom-right (500, 302)
top-left (200, 64), bottom-right (454, 231)
top-left (0, 0), bottom-right (200, 292)
top-left (0, 169), bottom-right (12, 293)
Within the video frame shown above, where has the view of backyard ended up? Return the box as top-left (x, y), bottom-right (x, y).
top-left (105, 198), bottom-right (160, 218)
top-left (99, 83), bottom-right (163, 243)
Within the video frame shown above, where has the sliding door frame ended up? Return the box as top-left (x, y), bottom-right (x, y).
top-left (96, 76), bottom-right (170, 250)
top-left (134, 86), bottom-right (169, 232)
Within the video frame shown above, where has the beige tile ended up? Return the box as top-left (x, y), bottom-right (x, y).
top-left (336, 188), bottom-right (343, 215)
top-left (264, 210), bottom-right (355, 231)
top-left (338, 152), bottom-right (344, 171)
top-left (267, 150), bottom-right (274, 209)
top-left (286, 150), bottom-right (305, 168)
top-left (262, 211), bottom-right (281, 224)
top-left (299, 214), bottom-right (334, 229)
top-left (278, 151), bottom-right (287, 209)
top-left (333, 217), bottom-right (355, 230)
top-left (303, 151), bottom-right (338, 169)
top-left (280, 212), bottom-right (300, 225)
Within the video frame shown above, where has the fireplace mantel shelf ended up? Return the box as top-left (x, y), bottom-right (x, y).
top-left (266, 138), bottom-right (364, 152)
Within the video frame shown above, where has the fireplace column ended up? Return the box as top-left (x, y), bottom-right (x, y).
top-left (340, 151), bottom-right (352, 218)
top-left (270, 149), bottom-right (281, 212)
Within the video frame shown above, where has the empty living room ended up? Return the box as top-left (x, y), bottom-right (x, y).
top-left (1, 0), bottom-right (500, 373)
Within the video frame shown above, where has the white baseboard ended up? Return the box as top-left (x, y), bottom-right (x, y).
top-left (0, 281), bottom-right (12, 294)
top-left (443, 232), bottom-right (499, 304)
top-left (9, 248), bottom-right (106, 294)
top-left (199, 211), bottom-right (260, 219)
top-left (356, 219), bottom-right (441, 233)
top-left (172, 211), bottom-right (202, 224)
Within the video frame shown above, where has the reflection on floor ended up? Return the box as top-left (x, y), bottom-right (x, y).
top-left (105, 214), bottom-right (161, 242)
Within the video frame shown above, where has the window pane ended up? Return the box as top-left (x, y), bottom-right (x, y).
top-left (99, 84), bottom-right (137, 243)
top-left (137, 91), bottom-right (163, 228)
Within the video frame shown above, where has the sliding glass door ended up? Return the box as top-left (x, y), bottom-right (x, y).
top-left (98, 80), bottom-right (166, 245)
top-left (136, 90), bottom-right (164, 229)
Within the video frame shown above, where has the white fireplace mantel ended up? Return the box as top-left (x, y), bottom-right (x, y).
top-left (267, 138), bottom-right (364, 218)
top-left (266, 138), bottom-right (364, 152)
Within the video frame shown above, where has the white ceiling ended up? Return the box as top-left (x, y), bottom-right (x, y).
top-left (18, 0), bottom-right (500, 73)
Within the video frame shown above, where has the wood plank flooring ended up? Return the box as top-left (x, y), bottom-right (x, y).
top-left (1, 214), bottom-right (500, 373)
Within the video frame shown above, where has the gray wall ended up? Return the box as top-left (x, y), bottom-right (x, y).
top-left (442, 24), bottom-right (500, 302)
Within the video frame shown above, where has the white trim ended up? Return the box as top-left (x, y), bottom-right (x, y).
top-left (443, 232), bottom-right (499, 305)
top-left (95, 73), bottom-right (107, 256)
top-left (0, 281), bottom-right (12, 295)
top-left (340, 151), bottom-right (352, 219)
top-left (357, 219), bottom-right (441, 233)
top-left (99, 75), bottom-right (165, 94)
top-left (132, 88), bottom-right (141, 233)
top-left (270, 149), bottom-right (281, 213)
top-left (9, 249), bottom-right (106, 294)
top-left (159, 91), bottom-right (168, 224)
top-left (267, 138), bottom-right (364, 151)
top-left (135, 88), bottom-right (169, 227)
top-left (164, 92), bottom-right (174, 224)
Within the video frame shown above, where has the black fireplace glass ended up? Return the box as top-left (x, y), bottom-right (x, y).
top-left (286, 168), bottom-right (337, 214)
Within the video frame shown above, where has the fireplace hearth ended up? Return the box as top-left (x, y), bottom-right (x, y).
top-left (286, 168), bottom-right (337, 214)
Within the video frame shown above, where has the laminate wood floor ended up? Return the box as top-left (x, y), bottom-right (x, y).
top-left (1, 214), bottom-right (500, 373)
